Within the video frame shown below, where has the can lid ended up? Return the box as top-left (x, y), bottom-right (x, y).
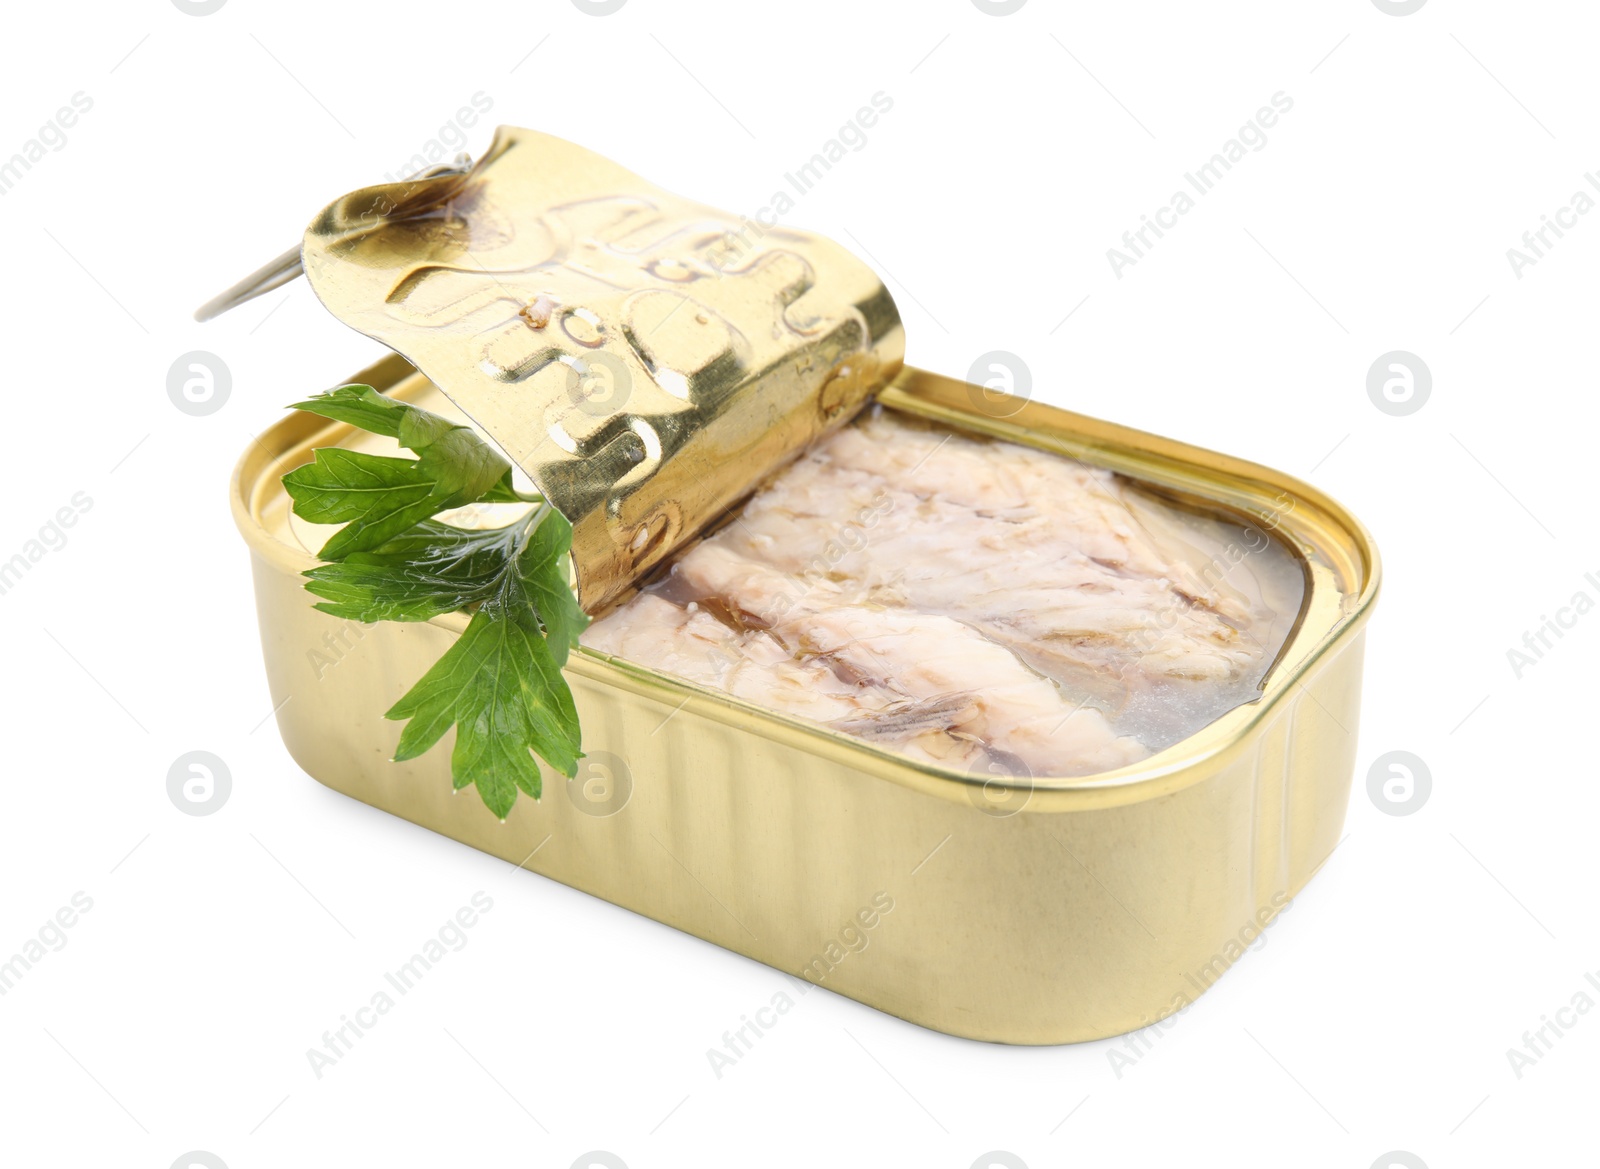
top-left (278, 126), bottom-right (904, 610)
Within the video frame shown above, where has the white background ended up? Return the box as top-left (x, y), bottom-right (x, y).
top-left (1, 1), bottom-right (1594, 1166)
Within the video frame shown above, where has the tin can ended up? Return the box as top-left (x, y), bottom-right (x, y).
top-left (232, 351), bottom-right (1378, 1045)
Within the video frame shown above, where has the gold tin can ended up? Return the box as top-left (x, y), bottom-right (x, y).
top-left (232, 352), bottom-right (1378, 1045)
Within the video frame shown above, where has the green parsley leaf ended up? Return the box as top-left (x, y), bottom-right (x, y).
top-left (283, 385), bottom-right (587, 818)
top-left (290, 388), bottom-right (519, 503)
top-left (288, 384), bottom-right (411, 438)
top-left (282, 449), bottom-right (448, 560)
top-left (301, 518), bottom-right (533, 624)
top-left (387, 605), bottom-right (578, 818)
top-left (301, 507), bottom-right (587, 664)
top-left (284, 387), bottom-right (519, 558)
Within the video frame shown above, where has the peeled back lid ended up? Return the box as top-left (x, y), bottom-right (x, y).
top-left (299, 126), bottom-right (905, 611)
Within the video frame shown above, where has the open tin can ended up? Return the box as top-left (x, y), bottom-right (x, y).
top-left (225, 129), bottom-right (1379, 1044)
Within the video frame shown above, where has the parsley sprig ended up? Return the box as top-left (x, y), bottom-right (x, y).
top-left (283, 385), bottom-right (587, 818)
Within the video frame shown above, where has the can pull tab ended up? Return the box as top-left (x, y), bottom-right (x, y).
top-left (223, 125), bottom-right (904, 612)
top-left (191, 155), bottom-right (474, 322)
